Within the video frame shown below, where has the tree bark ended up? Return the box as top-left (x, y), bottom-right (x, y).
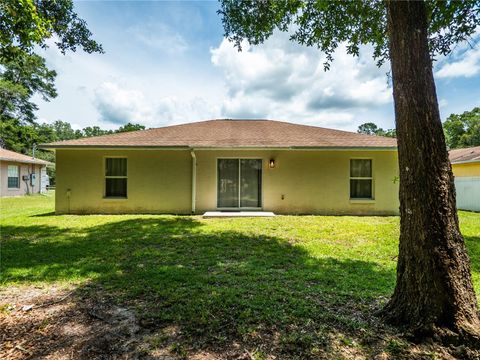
top-left (383, 0), bottom-right (480, 343)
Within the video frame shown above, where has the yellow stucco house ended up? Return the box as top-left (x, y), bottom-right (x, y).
top-left (449, 146), bottom-right (480, 212)
top-left (41, 119), bottom-right (400, 215)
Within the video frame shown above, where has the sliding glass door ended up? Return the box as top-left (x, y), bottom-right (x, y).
top-left (240, 159), bottom-right (262, 207)
top-left (217, 159), bottom-right (262, 208)
top-left (217, 159), bottom-right (239, 208)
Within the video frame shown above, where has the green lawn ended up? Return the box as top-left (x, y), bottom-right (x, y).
top-left (1, 193), bottom-right (480, 358)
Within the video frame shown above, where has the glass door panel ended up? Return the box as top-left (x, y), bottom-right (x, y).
top-left (240, 159), bottom-right (262, 207)
top-left (217, 159), bottom-right (239, 207)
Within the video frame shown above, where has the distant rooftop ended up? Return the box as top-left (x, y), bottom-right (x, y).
top-left (449, 146), bottom-right (480, 164)
top-left (0, 148), bottom-right (52, 165)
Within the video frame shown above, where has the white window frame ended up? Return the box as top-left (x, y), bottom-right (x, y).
top-left (7, 165), bottom-right (20, 189)
top-left (349, 158), bottom-right (374, 200)
top-left (104, 157), bottom-right (128, 199)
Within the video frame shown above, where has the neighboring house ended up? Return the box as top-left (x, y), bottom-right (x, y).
top-left (41, 119), bottom-right (399, 215)
top-left (0, 148), bottom-right (52, 197)
top-left (449, 146), bottom-right (480, 212)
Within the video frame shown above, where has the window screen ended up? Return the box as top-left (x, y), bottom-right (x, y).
top-left (7, 165), bottom-right (20, 188)
top-left (350, 159), bottom-right (373, 199)
top-left (105, 158), bottom-right (127, 197)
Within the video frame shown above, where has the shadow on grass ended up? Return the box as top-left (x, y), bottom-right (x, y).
top-left (465, 235), bottom-right (480, 273)
top-left (2, 216), bottom-right (396, 358)
top-left (30, 211), bottom-right (57, 217)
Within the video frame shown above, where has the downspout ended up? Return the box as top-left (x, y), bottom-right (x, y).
top-left (190, 149), bottom-right (196, 214)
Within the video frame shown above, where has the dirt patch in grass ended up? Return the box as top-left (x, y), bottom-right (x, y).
top-left (0, 286), bottom-right (274, 359)
top-left (1, 285), bottom-right (474, 360)
top-left (0, 285), bottom-right (143, 359)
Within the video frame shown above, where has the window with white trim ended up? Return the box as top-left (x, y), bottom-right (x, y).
top-left (105, 158), bottom-right (127, 198)
top-left (7, 165), bottom-right (20, 188)
top-left (350, 159), bottom-right (373, 199)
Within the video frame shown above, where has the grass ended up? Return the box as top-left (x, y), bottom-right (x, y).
top-left (1, 193), bottom-right (480, 357)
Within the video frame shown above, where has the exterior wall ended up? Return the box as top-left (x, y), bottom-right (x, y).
top-left (55, 149), bottom-right (399, 215)
top-left (452, 162), bottom-right (480, 177)
top-left (454, 177), bottom-right (480, 212)
top-left (0, 161), bottom-right (43, 197)
top-left (195, 150), bottom-right (399, 215)
top-left (451, 162), bottom-right (480, 212)
top-left (55, 149), bottom-right (192, 214)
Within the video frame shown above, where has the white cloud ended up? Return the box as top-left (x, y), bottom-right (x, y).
top-left (34, 34), bottom-right (223, 130)
top-left (36, 29), bottom-right (396, 132)
top-left (435, 31), bottom-right (480, 79)
top-left (436, 47), bottom-right (480, 78)
top-left (93, 81), bottom-right (220, 128)
top-left (127, 23), bottom-right (188, 54)
top-left (210, 33), bottom-right (392, 130)
top-left (94, 82), bottom-right (147, 124)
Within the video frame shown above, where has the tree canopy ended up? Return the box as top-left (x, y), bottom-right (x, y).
top-left (0, 0), bottom-right (109, 169)
top-left (0, 0), bottom-right (105, 138)
top-left (219, 0), bottom-right (479, 69)
top-left (357, 107), bottom-right (480, 145)
top-left (443, 107), bottom-right (480, 149)
top-left (0, 0), bottom-right (103, 60)
top-left (0, 50), bottom-right (57, 124)
top-left (357, 122), bottom-right (396, 137)
top-left (0, 0), bottom-right (104, 126)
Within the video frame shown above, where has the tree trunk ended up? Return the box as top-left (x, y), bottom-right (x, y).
top-left (383, 0), bottom-right (480, 343)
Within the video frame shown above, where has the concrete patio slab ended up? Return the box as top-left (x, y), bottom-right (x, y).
top-left (203, 211), bottom-right (276, 218)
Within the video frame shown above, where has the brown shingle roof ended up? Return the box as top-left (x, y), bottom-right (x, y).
top-left (0, 148), bottom-right (52, 165)
top-left (449, 146), bottom-right (480, 164)
top-left (40, 119), bottom-right (397, 149)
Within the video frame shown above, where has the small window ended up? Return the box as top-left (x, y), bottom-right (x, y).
top-left (105, 158), bottom-right (127, 198)
top-left (350, 159), bottom-right (373, 199)
top-left (7, 165), bottom-right (20, 188)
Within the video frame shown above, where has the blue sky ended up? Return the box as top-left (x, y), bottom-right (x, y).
top-left (35, 1), bottom-right (480, 132)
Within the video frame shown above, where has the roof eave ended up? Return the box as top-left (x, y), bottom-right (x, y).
top-left (0, 157), bottom-right (52, 165)
top-left (192, 146), bottom-right (397, 151)
top-left (450, 159), bottom-right (480, 165)
top-left (39, 144), bottom-right (397, 151)
top-left (39, 144), bottom-right (191, 150)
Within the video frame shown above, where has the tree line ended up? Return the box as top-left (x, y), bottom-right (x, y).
top-left (0, 120), bottom-right (145, 162)
top-left (357, 106), bottom-right (480, 149)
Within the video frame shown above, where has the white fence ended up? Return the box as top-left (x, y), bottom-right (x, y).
top-left (40, 167), bottom-right (48, 193)
top-left (455, 177), bottom-right (480, 212)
